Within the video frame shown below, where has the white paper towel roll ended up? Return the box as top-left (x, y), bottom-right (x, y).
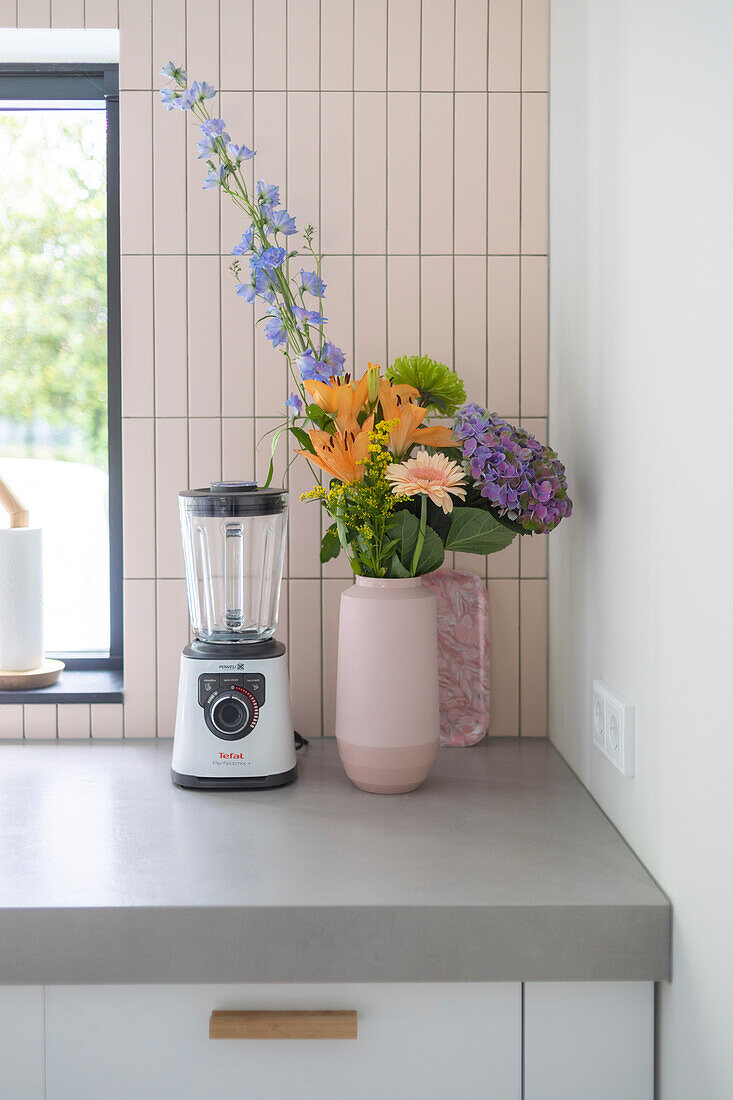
top-left (0, 528), bottom-right (44, 672)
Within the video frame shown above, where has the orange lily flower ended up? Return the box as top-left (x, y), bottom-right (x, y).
top-left (304, 373), bottom-right (370, 431)
top-left (297, 414), bottom-right (375, 483)
top-left (377, 379), bottom-right (454, 458)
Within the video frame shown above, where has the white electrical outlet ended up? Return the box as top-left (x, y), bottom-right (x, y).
top-left (592, 680), bottom-right (634, 776)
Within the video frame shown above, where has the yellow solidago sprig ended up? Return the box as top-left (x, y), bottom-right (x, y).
top-left (300, 418), bottom-right (408, 576)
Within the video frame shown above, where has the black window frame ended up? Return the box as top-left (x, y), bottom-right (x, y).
top-left (0, 63), bottom-right (122, 672)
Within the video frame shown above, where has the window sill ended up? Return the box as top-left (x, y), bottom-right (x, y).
top-left (0, 669), bottom-right (123, 705)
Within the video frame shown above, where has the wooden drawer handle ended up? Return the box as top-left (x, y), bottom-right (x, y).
top-left (209, 1010), bottom-right (358, 1040)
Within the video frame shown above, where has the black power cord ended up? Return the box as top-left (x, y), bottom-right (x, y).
top-left (294, 731), bottom-right (308, 751)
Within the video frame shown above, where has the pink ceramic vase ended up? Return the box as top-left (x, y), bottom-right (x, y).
top-left (334, 576), bottom-right (440, 794)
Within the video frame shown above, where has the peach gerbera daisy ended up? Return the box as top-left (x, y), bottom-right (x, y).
top-left (385, 449), bottom-right (467, 513)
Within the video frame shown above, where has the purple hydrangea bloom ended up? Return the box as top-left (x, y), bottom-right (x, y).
top-left (257, 179), bottom-right (280, 206)
top-left (297, 350), bottom-right (333, 383)
top-left (286, 392), bottom-right (304, 416)
top-left (227, 142), bottom-right (256, 163)
top-left (292, 305), bottom-right (327, 325)
top-left (300, 270), bottom-right (326, 297)
top-left (251, 246), bottom-right (286, 271)
top-left (453, 404), bottom-right (572, 534)
top-left (264, 310), bottom-right (288, 349)
top-left (200, 117), bottom-right (227, 138)
top-left (231, 227), bottom-right (255, 255)
top-left (267, 207), bottom-right (297, 235)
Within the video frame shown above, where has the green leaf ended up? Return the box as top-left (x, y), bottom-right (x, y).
top-left (444, 507), bottom-right (518, 555)
top-left (289, 425), bottom-right (315, 454)
top-left (320, 526), bottom-right (341, 564)
top-left (305, 403), bottom-right (334, 430)
top-left (387, 510), bottom-right (419, 563)
top-left (387, 554), bottom-right (410, 578)
top-left (414, 524), bottom-right (445, 575)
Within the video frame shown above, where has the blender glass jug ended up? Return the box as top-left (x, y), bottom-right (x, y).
top-left (179, 482), bottom-right (287, 644)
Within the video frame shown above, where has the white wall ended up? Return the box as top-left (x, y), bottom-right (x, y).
top-left (548, 1), bottom-right (733, 1096)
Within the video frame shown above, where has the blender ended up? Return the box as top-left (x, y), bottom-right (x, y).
top-left (171, 481), bottom-right (296, 789)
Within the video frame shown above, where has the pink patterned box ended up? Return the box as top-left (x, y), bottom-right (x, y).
top-left (422, 569), bottom-right (490, 746)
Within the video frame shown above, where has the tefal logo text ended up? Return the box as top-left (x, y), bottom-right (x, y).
top-left (218, 752), bottom-right (245, 759)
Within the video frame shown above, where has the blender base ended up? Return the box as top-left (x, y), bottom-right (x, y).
top-left (171, 641), bottom-right (297, 790)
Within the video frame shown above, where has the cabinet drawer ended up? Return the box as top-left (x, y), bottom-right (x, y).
top-left (46, 982), bottom-right (521, 1099)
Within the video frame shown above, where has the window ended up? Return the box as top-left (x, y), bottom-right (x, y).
top-left (0, 64), bottom-right (121, 670)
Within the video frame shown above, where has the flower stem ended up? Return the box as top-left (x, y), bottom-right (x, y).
top-left (411, 494), bottom-right (427, 576)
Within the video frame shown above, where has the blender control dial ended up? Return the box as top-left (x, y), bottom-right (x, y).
top-left (205, 686), bottom-right (259, 741)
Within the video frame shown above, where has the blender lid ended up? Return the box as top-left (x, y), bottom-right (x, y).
top-left (180, 482), bottom-right (287, 516)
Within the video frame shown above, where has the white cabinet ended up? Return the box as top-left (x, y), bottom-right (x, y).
top-left (0, 986), bottom-right (45, 1100)
top-left (44, 983), bottom-right (522, 1100)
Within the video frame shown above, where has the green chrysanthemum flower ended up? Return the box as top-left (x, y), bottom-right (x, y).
top-left (386, 355), bottom-right (466, 416)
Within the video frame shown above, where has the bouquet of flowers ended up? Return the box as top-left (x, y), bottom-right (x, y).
top-left (159, 66), bottom-right (572, 578)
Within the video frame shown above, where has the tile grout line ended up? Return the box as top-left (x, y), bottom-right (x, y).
top-left (518, 0), bottom-right (524, 738)
top-left (318, 0), bottom-right (325, 736)
top-left (418, 0), bottom-right (423, 355)
top-left (151, 0), bottom-right (159, 739)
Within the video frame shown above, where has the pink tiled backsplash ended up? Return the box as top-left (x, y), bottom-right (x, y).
top-left (2, 0), bottom-right (548, 740)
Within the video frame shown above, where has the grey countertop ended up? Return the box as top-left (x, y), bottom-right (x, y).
top-left (0, 738), bottom-right (670, 984)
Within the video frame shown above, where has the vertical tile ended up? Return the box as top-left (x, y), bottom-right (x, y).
top-left (322, 578), bottom-right (351, 737)
top-left (188, 255), bottom-right (221, 418)
top-left (354, 0), bottom-right (386, 90)
top-left (188, 417), bottom-right (222, 488)
top-left (521, 92), bottom-right (548, 254)
top-left (17, 0), bottom-right (50, 27)
top-left (254, 0), bottom-right (285, 90)
top-left (354, 256), bottom-right (387, 374)
top-left (121, 255), bottom-right (154, 417)
top-left (421, 0), bottom-right (454, 91)
top-left (0, 706), bottom-right (23, 739)
top-left (387, 256), bottom-right (420, 364)
top-left (222, 418), bottom-right (256, 480)
top-left (221, 0), bottom-right (253, 90)
top-left (488, 93), bottom-right (520, 254)
top-left (57, 704), bottom-right (91, 740)
top-left (0, 0), bottom-right (17, 25)
top-left (154, 256), bottom-right (188, 418)
top-left (488, 0), bottom-right (521, 91)
top-left (454, 256), bottom-right (486, 407)
top-left (122, 418), bottom-right (156, 578)
top-left (420, 256), bottom-right (453, 365)
top-left (119, 0), bottom-right (152, 89)
top-left (289, 579), bottom-right (322, 738)
top-left (519, 418), bottom-right (548, 579)
top-left (454, 0), bottom-right (487, 91)
top-left (387, 92), bottom-right (420, 254)
top-left (454, 92), bottom-right (487, 253)
top-left (153, 91), bottom-right (186, 253)
top-left (488, 255), bottom-right (520, 415)
top-left (520, 578), bottom-right (547, 736)
top-left (487, 579), bottom-right (519, 736)
top-left (23, 706), bottom-right (57, 739)
top-left (119, 92), bottom-right (153, 254)
top-left (85, 0), bottom-right (118, 28)
top-left (421, 93), bottom-right (453, 254)
top-left (487, 539), bottom-right (520, 579)
top-left (51, 0), bottom-right (85, 27)
top-left (287, 92), bottom-right (320, 236)
top-left (90, 704), bottom-right (124, 739)
top-left (187, 0), bottom-right (219, 81)
top-left (254, 417), bottom-right (289, 488)
top-left (355, 93), bottom-right (387, 253)
top-left (152, 0), bottom-right (185, 89)
top-left (123, 579), bottom-right (157, 736)
top-left (155, 417), bottom-right (188, 578)
top-left (254, 91), bottom-right (287, 207)
top-left (320, 92), bottom-right (353, 254)
top-left (287, 0), bottom-right (319, 90)
top-left (520, 256), bottom-right (548, 416)
top-left (320, 255), bottom-right (353, 374)
top-left (522, 0), bottom-right (549, 91)
top-left (156, 578), bottom-right (189, 737)
top-left (221, 256), bottom-right (255, 418)
top-left (387, 0), bottom-right (421, 91)
top-left (186, 128), bottom-right (219, 255)
top-left (289, 453), bottom-right (322, 578)
top-left (219, 92), bottom-right (254, 249)
top-left (254, 313), bottom-right (287, 417)
top-left (320, 0), bottom-right (353, 90)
